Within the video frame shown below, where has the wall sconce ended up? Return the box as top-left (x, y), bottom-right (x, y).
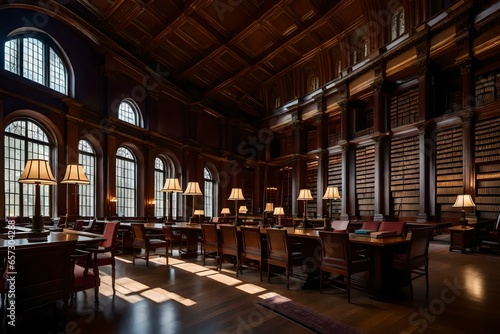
top-left (148, 199), bottom-right (156, 217)
top-left (108, 197), bottom-right (117, 217)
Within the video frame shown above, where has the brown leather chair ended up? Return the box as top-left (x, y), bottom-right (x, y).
top-left (392, 227), bottom-right (433, 299)
top-left (219, 225), bottom-right (242, 276)
top-left (201, 223), bottom-right (220, 267)
top-left (378, 221), bottom-right (406, 235)
top-left (73, 220), bottom-right (85, 231)
top-left (131, 223), bottom-right (169, 267)
top-left (88, 221), bottom-right (120, 294)
top-left (266, 228), bottom-right (304, 289)
top-left (240, 226), bottom-right (266, 281)
top-left (319, 231), bottom-right (370, 303)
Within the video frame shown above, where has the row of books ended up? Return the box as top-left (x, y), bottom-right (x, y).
top-left (351, 229), bottom-right (397, 238)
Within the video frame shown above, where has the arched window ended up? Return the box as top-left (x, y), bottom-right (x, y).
top-left (78, 139), bottom-right (96, 217)
top-left (391, 8), bottom-right (406, 41)
top-left (118, 99), bottom-right (141, 127)
top-left (116, 147), bottom-right (136, 217)
top-left (4, 119), bottom-right (52, 217)
top-left (4, 33), bottom-right (68, 95)
top-left (204, 167), bottom-right (217, 218)
top-left (154, 157), bottom-right (178, 219)
top-left (310, 76), bottom-right (319, 91)
top-left (337, 59), bottom-right (342, 77)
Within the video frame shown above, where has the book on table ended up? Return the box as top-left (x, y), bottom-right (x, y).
top-left (370, 230), bottom-right (397, 238)
top-left (352, 229), bottom-right (377, 237)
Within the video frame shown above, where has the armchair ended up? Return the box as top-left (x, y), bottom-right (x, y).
top-left (71, 249), bottom-right (100, 306)
top-left (480, 214), bottom-right (500, 251)
top-left (131, 223), bottom-right (169, 267)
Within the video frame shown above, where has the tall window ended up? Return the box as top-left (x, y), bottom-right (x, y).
top-left (4, 119), bottom-right (52, 217)
top-left (153, 157), bottom-right (178, 219)
top-left (337, 59), bottom-right (342, 77)
top-left (118, 99), bottom-right (141, 126)
top-left (78, 140), bottom-right (96, 217)
top-left (204, 167), bottom-right (216, 218)
top-left (4, 34), bottom-right (68, 94)
top-left (116, 147), bottom-right (136, 217)
top-left (391, 8), bottom-right (405, 41)
top-left (310, 76), bottom-right (319, 91)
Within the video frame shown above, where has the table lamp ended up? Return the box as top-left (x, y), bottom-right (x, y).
top-left (184, 182), bottom-right (203, 224)
top-left (228, 188), bottom-right (245, 226)
top-left (453, 194), bottom-right (476, 228)
top-left (297, 189), bottom-right (313, 229)
top-left (322, 186), bottom-right (341, 231)
top-left (273, 206), bottom-right (285, 227)
top-left (161, 178), bottom-right (182, 224)
top-left (194, 209), bottom-right (204, 224)
top-left (61, 164), bottom-right (90, 219)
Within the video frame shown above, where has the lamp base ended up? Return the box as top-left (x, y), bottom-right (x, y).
top-left (28, 229), bottom-right (49, 242)
top-left (459, 218), bottom-right (468, 229)
top-left (187, 216), bottom-right (197, 225)
top-left (320, 218), bottom-right (333, 231)
top-left (295, 218), bottom-right (311, 230)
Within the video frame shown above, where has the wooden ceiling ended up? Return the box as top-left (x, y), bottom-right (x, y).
top-left (69, 0), bottom-right (363, 120)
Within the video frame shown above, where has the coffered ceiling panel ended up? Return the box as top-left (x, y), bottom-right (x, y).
top-left (69, 0), bottom-right (363, 121)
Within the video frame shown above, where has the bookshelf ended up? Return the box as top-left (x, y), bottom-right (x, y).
top-left (355, 145), bottom-right (375, 219)
top-left (306, 159), bottom-right (318, 217)
top-left (390, 135), bottom-right (420, 219)
top-left (328, 120), bottom-right (341, 147)
top-left (390, 87), bottom-right (419, 128)
top-left (435, 127), bottom-right (463, 222)
top-left (475, 117), bottom-right (500, 219)
top-left (328, 154), bottom-right (342, 216)
top-left (475, 70), bottom-right (498, 106)
top-left (307, 129), bottom-right (317, 152)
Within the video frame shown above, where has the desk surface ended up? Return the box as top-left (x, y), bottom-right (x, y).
top-left (0, 231), bottom-right (105, 249)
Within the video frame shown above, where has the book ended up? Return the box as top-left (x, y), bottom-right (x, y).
top-left (370, 230), bottom-right (397, 238)
top-left (354, 229), bottom-right (377, 235)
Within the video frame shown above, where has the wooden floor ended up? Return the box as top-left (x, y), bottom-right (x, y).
top-left (2, 234), bottom-right (499, 333)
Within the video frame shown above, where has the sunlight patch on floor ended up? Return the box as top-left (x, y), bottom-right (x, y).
top-left (173, 262), bottom-right (211, 273)
top-left (115, 256), bottom-right (133, 264)
top-left (206, 273), bottom-right (242, 286)
top-left (115, 277), bottom-right (150, 294)
top-left (195, 268), bottom-right (219, 276)
top-left (235, 283), bottom-right (267, 294)
top-left (141, 287), bottom-right (196, 306)
top-left (258, 291), bottom-right (281, 300)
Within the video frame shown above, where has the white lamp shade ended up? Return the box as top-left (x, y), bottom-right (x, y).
top-left (184, 182), bottom-right (203, 195)
top-left (453, 194), bottom-right (476, 208)
top-left (238, 205), bottom-right (248, 214)
top-left (297, 189), bottom-right (313, 201)
top-left (228, 188), bottom-right (245, 201)
top-left (61, 164), bottom-right (90, 185)
top-left (18, 159), bottom-right (57, 185)
top-left (273, 207), bottom-right (285, 216)
top-left (161, 178), bottom-right (182, 192)
top-left (323, 186), bottom-right (341, 200)
top-left (220, 207), bottom-right (231, 214)
top-left (264, 203), bottom-right (274, 212)
top-left (194, 209), bottom-right (204, 215)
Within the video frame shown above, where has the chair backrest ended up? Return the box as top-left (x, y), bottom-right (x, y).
top-left (162, 225), bottom-right (175, 240)
top-left (266, 228), bottom-right (290, 261)
top-left (319, 231), bottom-right (349, 269)
top-left (201, 223), bottom-right (219, 245)
top-left (220, 225), bottom-right (239, 250)
top-left (212, 217), bottom-right (220, 223)
top-left (494, 213), bottom-right (500, 230)
top-left (57, 215), bottom-right (67, 228)
top-left (73, 220), bottom-right (85, 231)
top-left (331, 220), bottom-right (349, 232)
top-left (360, 221), bottom-right (380, 231)
top-left (378, 221), bottom-right (406, 235)
top-left (100, 221), bottom-right (120, 248)
top-left (408, 227), bottom-right (433, 260)
top-left (241, 226), bottom-right (262, 254)
top-left (131, 223), bottom-right (146, 241)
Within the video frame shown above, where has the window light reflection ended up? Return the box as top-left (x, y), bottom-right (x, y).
top-left (235, 283), bottom-right (267, 294)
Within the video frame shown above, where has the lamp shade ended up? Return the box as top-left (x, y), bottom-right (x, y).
top-left (453, 195), bottom-right (476, 208)
top-left (161, 178), bottom-right (182, 192)
top-left (184, 182), bottom-right (203, 195)
top-left (273, 207), bottom-right (285, 216)
top-left (297, 189), bottom-right (313, 201)
top-left (194, 209), bottom-right (204, 215)
top-left (323, 186), bottom-right (341, 200)
top-left (238, 205), bottom-right (248, 214)
top-left (220, 207), bottom-right (231, 215)
top-left (61, 164), bottom-right (90, 185)
top-left (228, 188), bottom-right (245, 201)
top-left (264, 202), bottom-right (274, 212)
top-left (18, 159), bottom-right (57, 185)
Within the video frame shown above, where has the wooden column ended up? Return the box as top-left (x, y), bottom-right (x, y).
top-left (416, 121), bottom-right (436, 222)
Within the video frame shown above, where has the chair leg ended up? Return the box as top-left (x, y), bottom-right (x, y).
top-left (319, 270), bottom-right (323, 294)
top-left (259, 261), bottom-right (262, 282)
top-left (286, 266), bottom-right (289, 290)
top-left (268, 264), bottom-right (271, 283)
top-left (94, 286), bottom-right (99, 306)
top-left (347, 275), bottom-right (351, 303)
top-left (409, 279), bottom-right (414, 299)
top-left (146, 249), bottom-right (150, 268)
top-left (112, 261), bottom-right (116, 295)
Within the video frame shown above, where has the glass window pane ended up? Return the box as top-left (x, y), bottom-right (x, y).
top-left (116, 147), bottom-right (136, 217)
top-left (4, 39), bottom-right (19, 74)
top-left (79, 140), bottom-right (96, 217)
top-left (22, 37), bottom-right (44, 85)
top-left (118, 101), bottom-right (138, 126)
top-left (49, 47), bottom-right (67, 94)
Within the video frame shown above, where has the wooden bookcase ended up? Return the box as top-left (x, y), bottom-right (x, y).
top-left (390, 135), bottom-right (420, 219)
top-left (390, 87), bottom-right (419, 128)
top-left (328, 154), bottom-right (342, 217)
top-left (475, 70), bottom-right (499, 106)
top-left (435, 127), bottom-right (463, 222)
top-left (475, 117), bottom-right (500, 220)
top-left (328, 121), bottom-right (341, 147)
top-left (306, 159), bottom-right (318, 217)
top-left (355, 145), bottom-right (375, 219)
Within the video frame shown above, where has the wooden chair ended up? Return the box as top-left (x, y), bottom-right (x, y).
top-left (319, 231), bottom-right (370, 303)
top-left (219, 225), bottom-right (242, 276)
top-left (131, 223), bottom-right (169, 267)
top-left (360, 221), bottom-right (380, 231)
top-left (73, 220), bottom-right (85, 231)
top-left (162, 225), bottom-right (184, 256)
top-left (71, 249), bottom-right (101, 306)
top-left (241, 226), bottom-right (266, 281)
top-left (83, 218), bottom-right (98, 232)
top-left (378, 221), bottom-right (406, 235)
top-left (87, 221), bottom-right (120, 295)
top-left (266, 228), bottom-right (304, 289)
top-left (392, 227), bottom-right (433, 299)
top-left (201, 223), bottom-right (220, 268)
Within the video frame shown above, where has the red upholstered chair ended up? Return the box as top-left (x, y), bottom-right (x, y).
top-left (71, 249), bottom-right (100, 306)
top-left (360, 221), bottom-right (380, 231)
top-left (319, 231), bottom-right (370, 303)
top-left (131, 223), bottom-right (169, 267)
top-left (88, 221), bottom-right (120, 295)
top-left (378, 221), bottom-right (406, 235)
top-left (392, 227), bottom-right (433, 299)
